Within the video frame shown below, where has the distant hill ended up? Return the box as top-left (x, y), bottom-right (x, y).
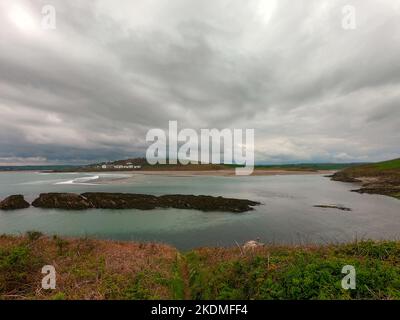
top-left (66, 158), bottom-right (227, 172)
top-left (0, 165), bottom-right (80, 172)
top-left (252, 163), bottom-right (357, 171)
top-left (52, 158), bottom-right (359, 173)
top-left (331, 158), bottom-right (400, 199)
top-left (74, 158), bottom-right (357, 172)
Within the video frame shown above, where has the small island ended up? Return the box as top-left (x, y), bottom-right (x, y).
top-left (0, 192), bottom-right (261, 213)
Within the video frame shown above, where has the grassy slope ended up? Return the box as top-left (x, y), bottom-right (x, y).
top-left (1, 234), bottom-right (400, 300)
top-left (335, 158), bottom-right (400, 178)
top-left (374, 159), bottom-right (400, 170)
top-left (0, 234), bottom-right (182, 300)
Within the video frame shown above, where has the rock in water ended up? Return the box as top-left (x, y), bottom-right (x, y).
top-left (32, 193), bottom-right (94, 210)
top-left (82, 193), bottom-right (260, 212)
top-left (31, 192), bottom-right (260, 212)
top-left (157, 194), bottom-right (260, 212)
top-left (313, 204), bottom-right (352, 211)
top-left (0, 195), bottom-right (30, 210)
top-left (81, 192), bottom-right (159, 210)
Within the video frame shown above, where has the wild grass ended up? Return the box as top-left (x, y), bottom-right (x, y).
top-left (187, 241), bottom-right (400, 300)
top-left (1, 234), bottom-right (399, 300)
top-left (0, 234), bottom-right (178, 300)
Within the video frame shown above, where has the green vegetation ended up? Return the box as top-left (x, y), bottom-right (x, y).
top-left (187, 241), bottom-right (400, 300)
top-left (335, 158), bottom-right (400, 177)
top-left (1, 234), bottom-right (400, 300)
top-left (370, 159), bottom-right (400, 171)
top-left (253, 163), bottom-right (355, 171)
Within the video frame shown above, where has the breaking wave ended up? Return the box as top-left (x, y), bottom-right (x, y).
top-left (55, 175), bottom-right (100, 185)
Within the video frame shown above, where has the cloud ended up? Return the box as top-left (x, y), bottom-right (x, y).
top-left (0, 0), bottom-right (399, 164)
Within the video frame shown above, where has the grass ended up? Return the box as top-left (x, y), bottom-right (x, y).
top-left (0, 234), bottom-right (178, 300)
top-left (372, 159), bottom-right (400, 171)
top-left (1, 234), bottom-right (400, 300)
top-left (187, 241), bottom-right (400, 300)
top-left (336, 158), bottom-right (400, 178)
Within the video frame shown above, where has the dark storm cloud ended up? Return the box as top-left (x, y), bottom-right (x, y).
top-left (0, 0), bottom-right (399, 164)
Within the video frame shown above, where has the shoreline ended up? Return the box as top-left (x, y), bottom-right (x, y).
top-left (0, 169), bottom-right (336, 176)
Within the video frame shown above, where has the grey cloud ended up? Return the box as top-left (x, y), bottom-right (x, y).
top-left (0, 0), bottom-right (399, 164)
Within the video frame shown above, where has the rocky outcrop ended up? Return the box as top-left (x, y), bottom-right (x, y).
top-left (32, 193), bottom-right (94, 210)
top-left (330, 160), bottom-right (400, 199)
top-left (332, 172), bottom-right (400, 199)
top-left (313, 205), bottom-right (352, 211)
top-left (0, 195), bottom-right (30, 210)
top-left (81, 193), bottom-right (159, 210)
top-left (31, 192), bottom-right (260, 213)
top-left (351, 186), bottom-right (400, 197)
top-left (156, 194), bottom-right (260, 213)
top-left (331, 172), bottom-right (361, 183)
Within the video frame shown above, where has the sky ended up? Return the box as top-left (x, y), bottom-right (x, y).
top-left (0, 0), bottom-right (399, 165)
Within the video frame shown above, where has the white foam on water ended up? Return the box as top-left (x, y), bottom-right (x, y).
top-left (97, 173), bottom-right (133, 178)
top-left (55, 175), bottom-right (100, 185)
top-left (20, 179), bottom-right (68, 185)
top-left (38, 172), bottom-right (78, 175)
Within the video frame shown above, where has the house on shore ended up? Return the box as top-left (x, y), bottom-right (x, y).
top-left (99, 164), bottom-right (142, 170)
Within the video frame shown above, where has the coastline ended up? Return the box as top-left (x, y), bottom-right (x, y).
top-left (82, 169), bottom-right (337, 184)
top-left (0, 169), bottom-right (335, 175)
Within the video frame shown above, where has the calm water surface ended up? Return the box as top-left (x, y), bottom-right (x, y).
top-left (0, 172), bottom-right (399, 249)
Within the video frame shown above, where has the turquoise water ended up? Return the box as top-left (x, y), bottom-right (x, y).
top-left (0, 172), bottom-right (399, 249)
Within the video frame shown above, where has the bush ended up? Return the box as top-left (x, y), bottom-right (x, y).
top-left (0, 245), bottom-right (31, 294)
top-left (26, 231), bottom-right (43, 242)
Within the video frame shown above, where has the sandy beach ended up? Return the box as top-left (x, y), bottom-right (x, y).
top-left (133, 169), bottom-right (335, 176)
top-left (90, 169), bottom-right (335, 184)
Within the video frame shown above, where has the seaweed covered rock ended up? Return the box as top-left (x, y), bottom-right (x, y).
top-left (157, 194), bottom-right (260, 212)
top-left (32, 193), bottom-right (94, 210)
top-left (81, 192), bottom-right (158, 210)
top-left (0, 195), bottom-right (30, 210)
top-left (32, 192), bottom-right (260, 213)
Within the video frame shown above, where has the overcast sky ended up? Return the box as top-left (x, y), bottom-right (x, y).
top-left (0, 0), bottom-right (399, 165)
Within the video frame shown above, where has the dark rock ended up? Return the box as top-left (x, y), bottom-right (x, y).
top-left (81, 192), bottom-right (158, 210)
top-left (314, 204), bottom-right (352, 211)
top-left (157, 194), bottom-right (260, 212)
top-left (330, 172), bottom-right (361, 183)
top-left (0, 195), bottom-right (30, 210)
top-left (351, 186), bottom-right (400, 196)
top-left (33, 192), bottom-right (260, 213)
top-left (32, 193), bottom-right (94, 210)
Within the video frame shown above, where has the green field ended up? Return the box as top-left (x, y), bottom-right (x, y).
top-left (372, 159), bottom-right (400, 170)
